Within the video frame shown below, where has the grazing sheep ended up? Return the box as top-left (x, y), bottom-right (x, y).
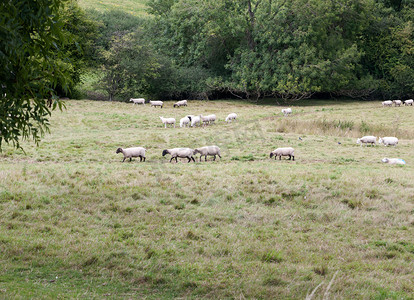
top-left (270, 147), bottom-right (295, 160)
top-left (116, 147), bottom-right (146, 162)
top-left (190, 115), bottom-right (201, 127)
top-left (149, 100), bottom-right (163, 108)
top-left (382, 100), bottom-right (393, 107)
top-left (159, 116), bottom-right (176, 128)
top-left (130, 98), bottom-right (145, 105)
top-left (225, 113), bottom-right (237, 123)
top-left (200, 115), bottom-right (210, 126)
top-left (281, 108), bottom-right (292, 116)
top-left (379, 137), bottom-right (398, 146)
top-left (356, 136), bottom-right (377, 146)
top-left (404, 99), bottom-right (413, 106)
top-left (381, 158), bottom-right (406, 165)
top-left (207, 114), bottom-right (216, 124)
top-left (194, 145), bottom-right (221, 162)
top-left (180, 116), bottom-right (191, 128)
top-left (173, 100), bottom-right (188, 108)
top-left (393, 100), bottom-right (402, 107)
top-left (162, 148), bottom-right (195, 163)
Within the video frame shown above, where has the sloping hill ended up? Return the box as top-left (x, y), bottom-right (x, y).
top-left (78, 0), bottom-right (148, 16)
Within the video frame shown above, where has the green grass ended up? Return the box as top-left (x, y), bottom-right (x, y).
top-left (78, 0), bottom-right (148, 16)
top-left (1, 99), bottom-right (414, 298)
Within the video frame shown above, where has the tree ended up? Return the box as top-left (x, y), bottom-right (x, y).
top-left (0, 0), bottom-right (72, 150)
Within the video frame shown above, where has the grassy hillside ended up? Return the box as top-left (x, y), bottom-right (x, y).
top-left (1, 99), bottom-right (414, 298)
top-left (78, 0), bottom-right (148, 16)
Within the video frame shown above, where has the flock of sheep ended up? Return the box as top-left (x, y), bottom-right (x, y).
top-left (119, 98), bottom-right (410, 164)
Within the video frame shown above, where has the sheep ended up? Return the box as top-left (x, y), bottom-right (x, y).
top-left (190, 115), bottom-right (201, 127)
top-left (381, 158), bottom-right (406, 165)
top-left (194, 145), bottom-right (221, 162)
top-left (225, 113), bottom-right (237, 123)
top-left (404, 99), bottom-right (413, 106)
top-left (379, 136), bottom-right (398, 146)
top-left (382, 100), bottom-right (393, 107)
top-left (116, 147), bottom-right (146, 162)
top-left (180, 116), bottom-right (191, 128)
top-left (173, 100), bottom-right (188, 108)
top-left (207, 114), bottom-right (216, 124)
top-left (200, 115), bottom-right (210, 126)
top-left (162, 148), bottom-right (195, 163)
top-left (270, 147), bottom-right (295, 160)
top-left (356, 136), bottom-right (377, 146)
top-left (281, 108), bottom-right (292, 116)
top-left (159, 116), bottom-right (176, 128)
top-left (393, 100), bottom-right (402, 107)
top-left (130, 98), bottom-right (145, 105)
top-left (149, 100), bottom-right (163, 108)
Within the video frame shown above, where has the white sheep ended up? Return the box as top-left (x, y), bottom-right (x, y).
top-left (207, 114), bottom-right (216, 124)
top-left (194, 145), bottom-right (221, 162)
top-left (159, 116), bottom-right (176, 128)
top-left (393, 100), bottom-right (402, 107)
top-left (116, 147), bottom-right (146, 162)
top-left (356, 136), bottom-right (377, 146)
top-left (189, 115), bottom-right (201, 127)
top-left (270, 147), bottom-right (295, 160)
top-left (180, 116), bottom-right (191, 128)
top-left (200, 115), bottom-right (210, 126)
top-left (130, 98), bottom-right (145, 105)
top-left (225, 113), bottom-right (237, 123)
top-left (162, 148), bottom-right (195, 163)
top-left (149, 100), bottom-right (163, 108)
top-left (381, 158), bottom-right (406, 165)
top-left (382, 100), bottom-right (393, 107)
top-left (379, 137), bottom-right (398, 146)
top-left (281, 108), bottom-right (292, 116)
top-left (404, 99), bottom-right (413, 106)
top-left (173, 100), bottom-right (188, 108)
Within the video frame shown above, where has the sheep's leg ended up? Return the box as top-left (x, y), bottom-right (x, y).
top-left (191, 156), bottom-right (195, 162)
top-left (205, 155), bottom-right (207, 162)
top-left (170, 157), bottom-right (174, 163)
top-left (175, 157), bottom-right (178, 163)
top-left (139, 156), bottom-right (142, 162)
top-left (143, 157), bottom-right (146, 162)
top-left (292, 155), bottom-right (295, 161)
top-left (279, 156), bottom-right (282, 160)
top-left (213, 155), bottom-right (216, 161)
top-left (218, 154), bottom-right (221, 159)
top-left (129, 157), bottom-right (132, 162)
top-left (122, 157), bottom-right (126, 162)
top-left (187, 157), bottom-right (191, 163)
top-left (288, 155), bottom-right (291, 160)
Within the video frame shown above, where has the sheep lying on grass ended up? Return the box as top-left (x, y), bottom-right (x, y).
top-left (404, 99), bottom-right (413, 106)
top-left (159, 116), bottom-right (176, 128)
top-left (194, 146), bottom-right (221, 162)
top-left (281, 108), bottom-right (292, 116)
top-left (162, 148), bottom-right (195, 163)
top-left (357, 136), bottom-right (376, 146)
top-left (149, 100), bottom-right (163, 108)
top-left (382, 100), bottom-right (392, 107)
top-left (116, 147), bottom-right (146, 162)
top-left (382, 158), bottom-right (406, 165)
top-left (270, 147), bottom-right (295, 161)
top-left (225, 113), bottom-right (237, 123)
top-left (379, 137), bottom-right (398, 146)
top-left (173, 100), bottom-right (188, 108)
top-left (130, 98), bottom-right (145, 105)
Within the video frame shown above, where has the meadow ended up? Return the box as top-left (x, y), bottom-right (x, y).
top-left (78, 0), bottom-right (148, 16)
top-left (0, 99), bottom-right (414, 298)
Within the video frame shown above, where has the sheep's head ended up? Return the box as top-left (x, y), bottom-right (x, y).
top-left (173, 104), bottom-right (177, 107)
top-left (194, 148), bottom-right (200, 155)
top-left (270, 152), bottom-right (274, 158)
top-left (356, 138), bottom-right (361, 144)
top-left (162, 149), bottom-right (169, 156)
top-left (382, 158), bottom-right (389, 163)
top-left (187, 116), bottom-right (192, 122)
top-left (116, 148), bottom-right (123, 154)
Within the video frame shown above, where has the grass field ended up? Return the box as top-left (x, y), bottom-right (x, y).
top-left (78, 0), bottom-right (148, 16)
top-left (1, 99), bottom-right (414, 298)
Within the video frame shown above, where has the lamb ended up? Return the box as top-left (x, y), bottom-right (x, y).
top-left (194, 145), bottom-right (221, 162)
top-left (381, 158), bottom-right (406, 165)
top-left (159, 116), bottom-right (176, 128)
top-left (149, 100), bottom-right (163, 108)
top-left (281, 108), bottom-right (292, 116)
top-left (225, 113), bottom-right (237, 123)
top-left (173, 100), bottom-right (188, 108)
top-left (270, 147), bottom-right (295, 160)
top-left (382, 100), bottom-right (393, 107)
top-left (379, 136), bottom-right (398, 146)
top-left (180, 116), bottom-right (191, 128)
top-left (162, 148), bottom-right (195, 163)
top-left (116, 147), bottom-right (146, 162)
top-left (393, 100), bottom-right (402, 107)
top-left (404, 99), bottom-right (413, 106)
top-left (356, 136), bottom-right (376, 146)
top-left (130, 98), bottom-right (145, 105)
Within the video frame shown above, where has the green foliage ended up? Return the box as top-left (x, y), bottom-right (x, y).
top-left (0, 0), bottom-right (72, 150)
